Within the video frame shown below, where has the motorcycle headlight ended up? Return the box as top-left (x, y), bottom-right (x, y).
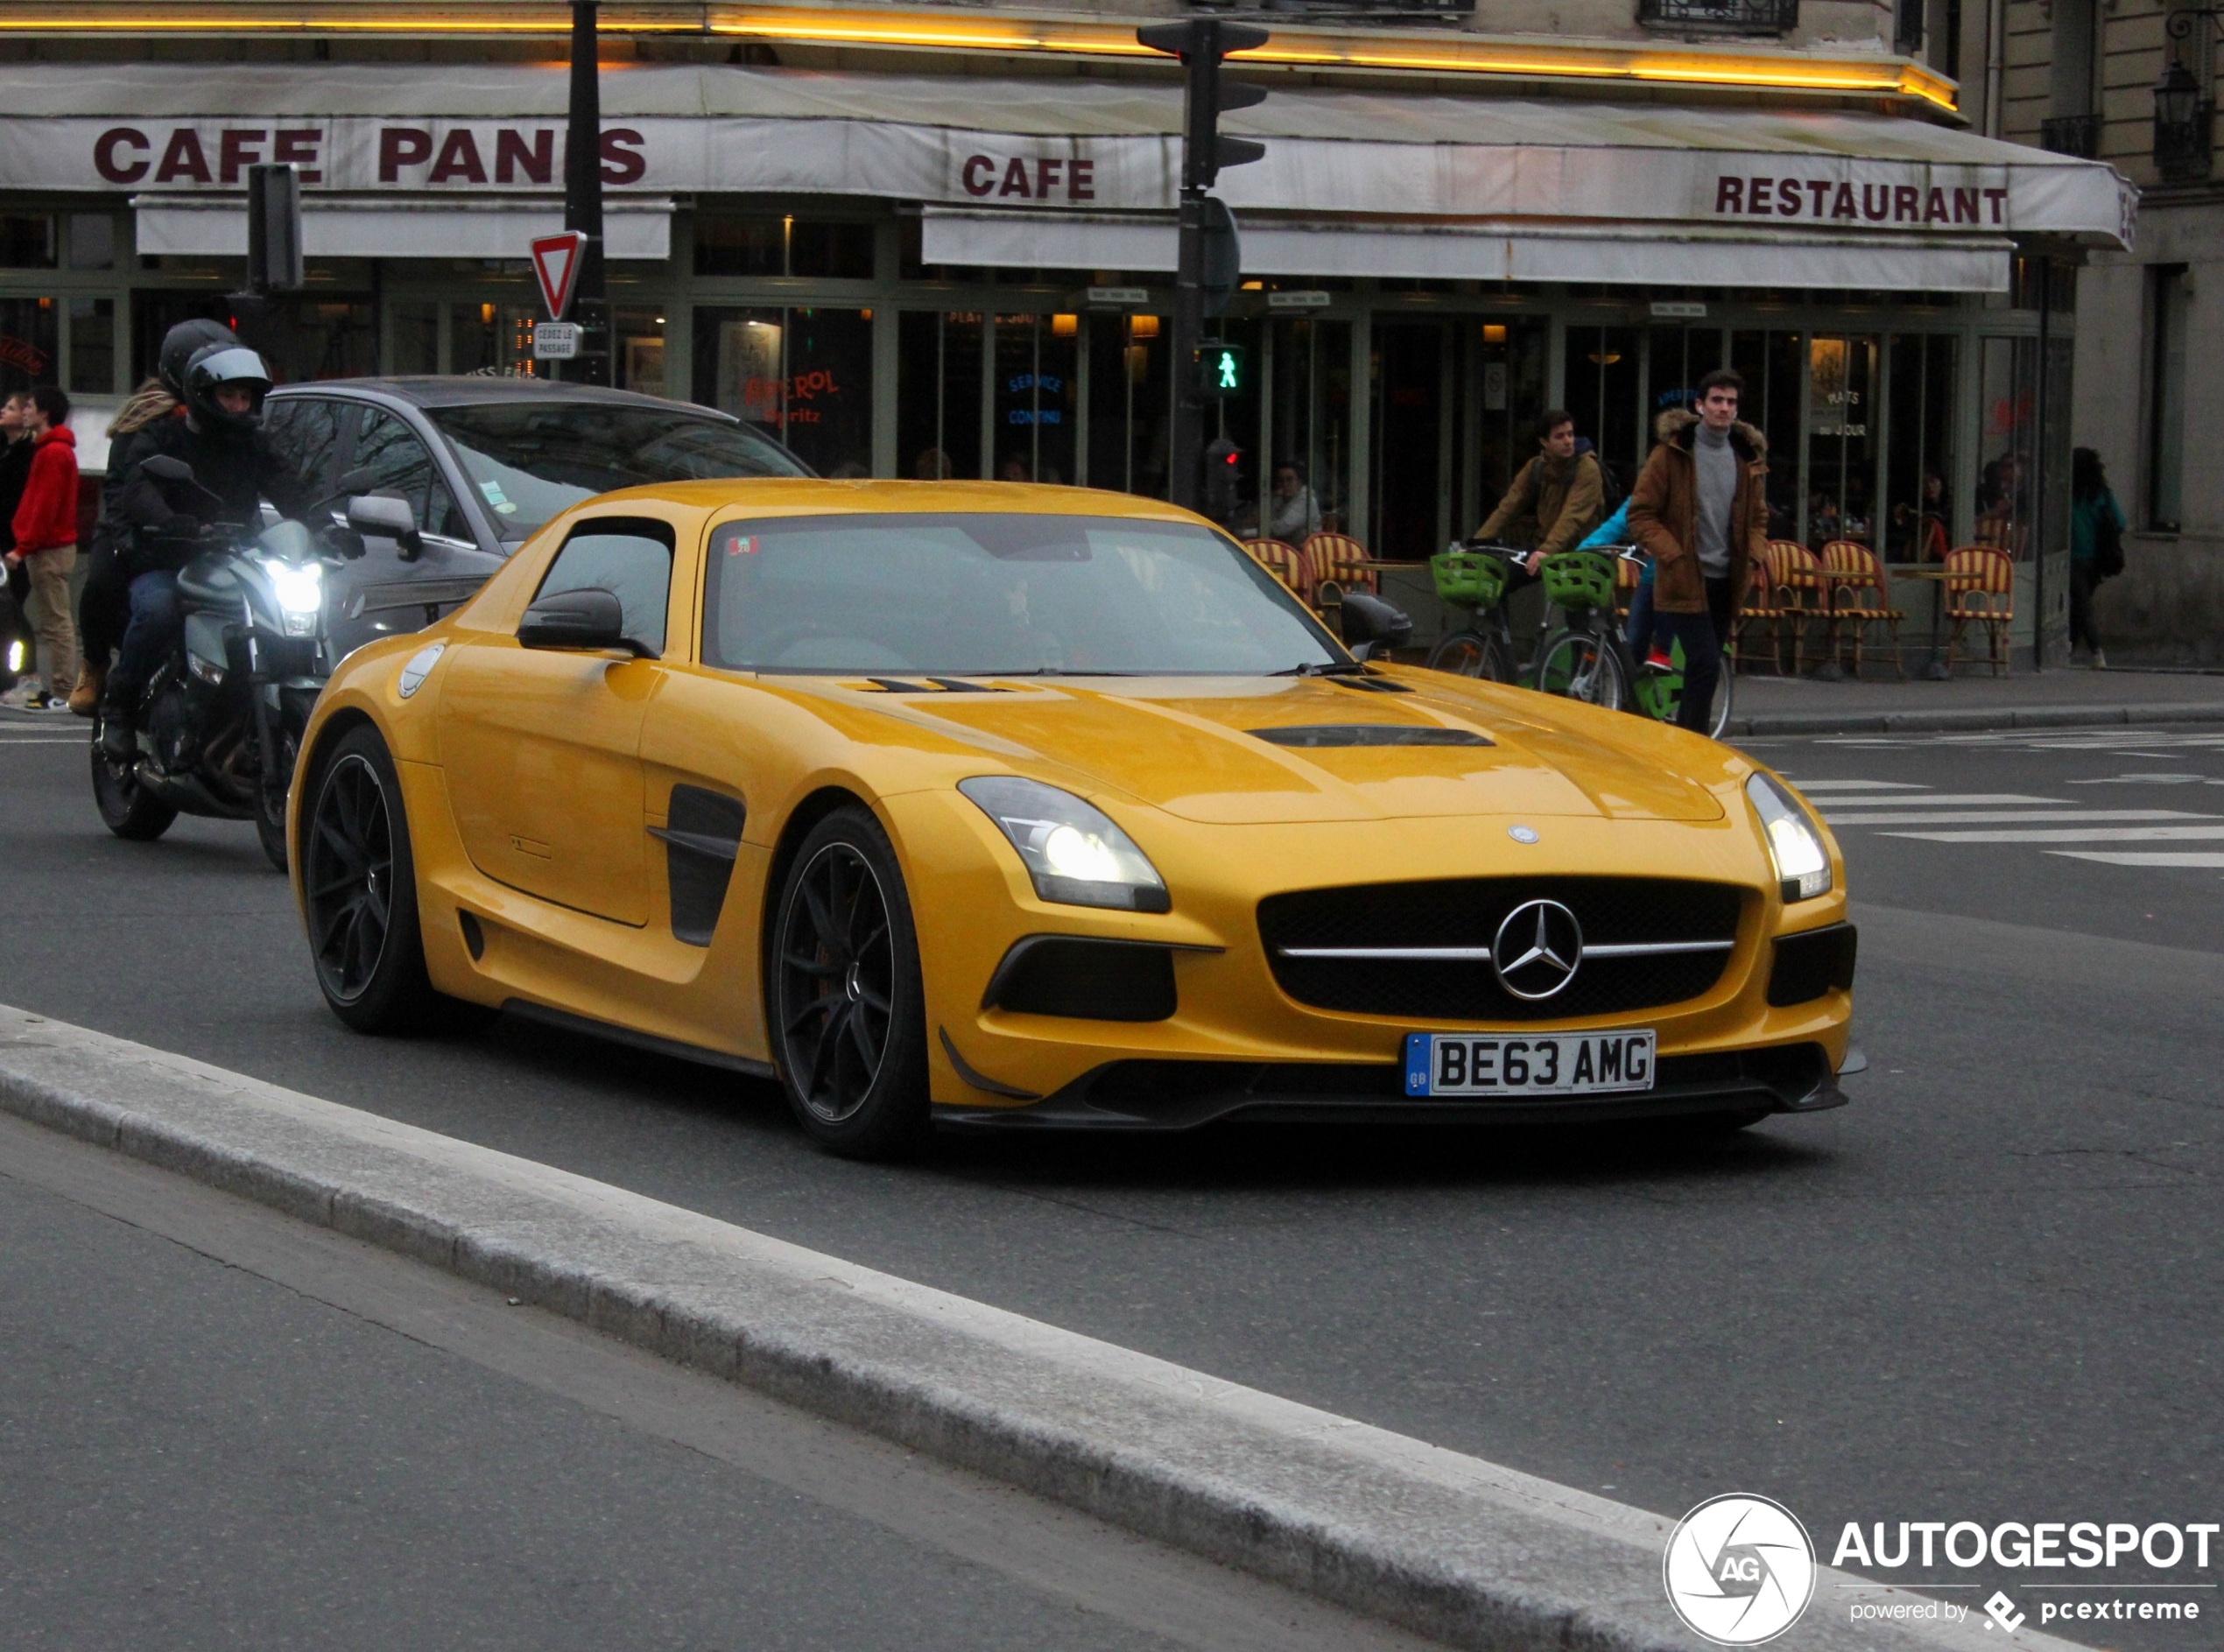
top-left (1747, 771), bottom-right (1832, 902)
top-left (261, 557), bottom-right (324, 637)
top-left (959, 776), bottom-right (1171, 913)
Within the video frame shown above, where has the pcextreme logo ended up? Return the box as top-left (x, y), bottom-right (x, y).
top-left (1664, 1494), bottom-right (1819, 1645)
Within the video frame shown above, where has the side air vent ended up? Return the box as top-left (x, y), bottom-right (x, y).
top-left (651, 786), bottom-right (745, 947)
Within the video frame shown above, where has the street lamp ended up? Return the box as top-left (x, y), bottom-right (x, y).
top-left (2155, 25), bottom-right (2217, 180)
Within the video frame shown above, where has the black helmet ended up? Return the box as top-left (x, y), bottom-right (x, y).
top-left (158, 319), bottom-right (240, 399)
top-left (181, 342), bottom-right (273, 440)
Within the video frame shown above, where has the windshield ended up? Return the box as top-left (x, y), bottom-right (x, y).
top-left (701, 513), bottom-right (1346, 677)
top-left (426, 402), bottom-right (808, 540)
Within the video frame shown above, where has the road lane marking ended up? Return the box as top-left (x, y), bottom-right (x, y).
top-left (1782, 779), bottom-right (1929, 791)
top-left (2045, 851), bottom-right (2224, 868)
top-left (1816, 794), bottom-right (2066, 810)
top-left (1883, 824), bottom-right (2224, 842)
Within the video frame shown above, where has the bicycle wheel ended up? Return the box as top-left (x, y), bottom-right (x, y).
top-left (1425, 627), bottom-right (1514, 683)
top-left (1707, 649), bottom-right (1736, 739)
top-left (1532, 627), bottom-right (1630, 712)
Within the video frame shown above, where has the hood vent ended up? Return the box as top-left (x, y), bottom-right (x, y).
top-left (1249, 724), bottom-right (1490, 749)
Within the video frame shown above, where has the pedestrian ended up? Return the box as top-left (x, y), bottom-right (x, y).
top-left (71, 376), bottom-right (182, 714)
top-left (1625, 367), bottom-right (1769, 735)
top-left (2069, 446), bottom-right (2125, 671)
top-left (0, 391), bottom-right (35, 685)
top-left (4, 385), bottom-right (79, 711)
top-left (1474, 410), bottom-right (1605, 573)
top-left (1267, 460), bottom-right (1320, 543)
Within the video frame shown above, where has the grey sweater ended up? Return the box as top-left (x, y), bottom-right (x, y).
top-left (1693, 420), bottom-right (1736, 578)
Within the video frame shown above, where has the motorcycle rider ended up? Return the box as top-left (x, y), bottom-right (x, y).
top-left (102, 337), bottom-right (310, 760)
top-left (76, 319), bottom-right (237, 717)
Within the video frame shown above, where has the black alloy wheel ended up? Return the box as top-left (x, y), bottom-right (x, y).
top-left (771, 807), bottom-right (929, 1156)
top-left (303, 724), bottom-right (457, 1034)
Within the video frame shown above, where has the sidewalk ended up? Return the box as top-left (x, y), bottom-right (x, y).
top-left (1727, 664), bottom-right (2224, 735)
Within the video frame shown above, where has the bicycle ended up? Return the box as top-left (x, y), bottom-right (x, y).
top-left (1531, 544), bottom-right (1735, 739)
top-left (1422, 542), bottom-right (1526, 683)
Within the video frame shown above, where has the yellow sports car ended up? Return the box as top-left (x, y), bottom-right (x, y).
top-left (289, 481), bottom-right (1855, 1156)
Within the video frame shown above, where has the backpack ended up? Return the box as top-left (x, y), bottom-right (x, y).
top-left (2093, 494), bottom-right (2125, 580)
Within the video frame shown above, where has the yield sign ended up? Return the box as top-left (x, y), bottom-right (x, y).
top-left (530, 230), bottom-right (589, 320)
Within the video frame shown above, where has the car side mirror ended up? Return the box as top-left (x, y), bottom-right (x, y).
top-left (1339, 591), bottom-right (1412, 660)
top-left (517, 587), bottom-right (657, 657)
top-left (346, 493), bottom-right (423, 560)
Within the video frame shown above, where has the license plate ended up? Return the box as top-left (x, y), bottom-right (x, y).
top-left (1403, 1030), bottom-right (1656, 1098)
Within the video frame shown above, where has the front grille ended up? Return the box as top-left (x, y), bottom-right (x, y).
top-left (1257, 876), bottom-right (1745, 1022)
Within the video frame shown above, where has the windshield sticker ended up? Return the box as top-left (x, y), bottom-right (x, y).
top-left (728, 535), bottom-right (759, 555)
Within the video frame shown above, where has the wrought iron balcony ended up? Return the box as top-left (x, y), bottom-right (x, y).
top-left (1636, 0), bottom-right (1798, 33)
top-left (1207, 0), bottom-right (1470, 17)
top-left (2040, 113), bottom-right (2101, 158)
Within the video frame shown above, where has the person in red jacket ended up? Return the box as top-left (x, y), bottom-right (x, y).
top-left (4, 386), bottom-right (77, 710)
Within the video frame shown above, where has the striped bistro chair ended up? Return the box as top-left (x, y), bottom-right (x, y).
top-left (1944, 545), bottom-right (2016, 676)
top-left (1241, 538), bottom-right (1314, 606)
top-left (1817, 539), bottom-right (1907, 679)
top-left (1734, 559), bottom-right (1784, 674)
top-left (1758, 539), bottom-right (1828, 675)
top-left (1300, 532), bottom-right (1375, 613)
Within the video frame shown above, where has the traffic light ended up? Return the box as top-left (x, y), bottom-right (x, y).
top-left (1199, 195), bottom-right (1240, 319)
top-left (245, 162), bottom-right (304, 294)
top-left (1135, 19), bottom-right (1270, 191)
top-left (1194, 342), bottom-right (1246, 398)
top-left (1203, 438), bottom-right (1242, 521)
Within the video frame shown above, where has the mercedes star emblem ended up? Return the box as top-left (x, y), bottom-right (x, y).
top-left (1491, 898), bottom-right (1584, 1000)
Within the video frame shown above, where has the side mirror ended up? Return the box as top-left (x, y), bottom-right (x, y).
top-left (517, 587), bottom-right (655, 657)
top-left (142, 454), bottom-right (194, 483)
top-left (346, 493), bottom-right (423, 559)
top-left (1339, 591), bottom-right (1413, 661)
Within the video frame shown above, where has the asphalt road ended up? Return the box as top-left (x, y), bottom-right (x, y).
top-left (2, 709), bottom-right (2220, 1648)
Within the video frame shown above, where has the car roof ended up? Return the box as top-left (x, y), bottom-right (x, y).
top-left (269, 376), bottom-right (743, 419)
top-left (574, 477), bottom-right (1213, 526)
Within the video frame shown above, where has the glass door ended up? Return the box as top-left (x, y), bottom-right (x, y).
top-left (1804, 334), bottom-right (1878, 552)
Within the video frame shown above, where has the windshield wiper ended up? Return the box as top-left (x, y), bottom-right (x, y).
top-left (1270, 660), bottom-right (1369, 677)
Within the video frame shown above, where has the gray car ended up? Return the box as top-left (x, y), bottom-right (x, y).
top-left (262, 378), bottom-right (811, 664)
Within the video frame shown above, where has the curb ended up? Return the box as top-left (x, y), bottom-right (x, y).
top-left (0, 1006), bottom-right (2080, 1652)
top-left (1727, 700), bottom-right (2224, 737)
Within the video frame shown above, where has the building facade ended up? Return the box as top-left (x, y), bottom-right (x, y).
top-left (1957, 0), bottom-right (2224, 660)
top-left (0, 0), bottom-right (2128, 652)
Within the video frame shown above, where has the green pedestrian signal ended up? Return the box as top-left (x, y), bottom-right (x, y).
top-left (1195, 342), bottom-right (1246, 398)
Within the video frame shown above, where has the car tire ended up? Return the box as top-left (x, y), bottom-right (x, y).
top-left (302, 723), bottom-right (458, 1036)
top-left (255, 714), bottom-right (302, 874)
top-left (770, 805), bottom-right (931, 1159)
top-left (89, 718), bottom-right (178, 842)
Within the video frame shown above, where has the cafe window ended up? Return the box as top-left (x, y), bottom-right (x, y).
top-left (898, 310), bottom-right (985, 481)
top-left (992, 313), bottom-right (1079, 485)
top-left (1885, 333), bottom-right (1957, 561)
top-left (1263, 316), bottom-right (1356, 538)
top-left (1563, 326), bottom-right (1643, 489)
top-left (1731, 329), bottom-right (1804, 539)
top-left (391, 300), bottom-right (439, 375)
top-left (615, 306), bottom-right (666, 397)
top-left (1977, 335), bottom-right (2037, 557)
top-left (0, 215), bottom-right (55, 270)
top-left (694, 306), bottom-right (872, 476)
top-left (694, 214), bottom-right (874, 279)
top-left (0, 298), bottom-right (58, 392)
top-left (1804, 334), bottom-right (1878, 552)
top-left (67, 297), bottom-right (115, 395)
top-left (67, 213), bottom-right (116, 272)
top-left (1083, 311), bottom-right (1170, 499)
top-left (452, 301), bottom-right (541, 377)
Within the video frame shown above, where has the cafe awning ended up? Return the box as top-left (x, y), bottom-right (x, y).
top-left (0, 62), bottom-right (2132, 289)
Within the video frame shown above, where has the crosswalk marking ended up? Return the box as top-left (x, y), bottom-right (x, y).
top-left (1816, 793), bottom-right (2066, 810)
top-left (1831, 809), bottom-right (2213, 826)
top-left (1882, 824), bottom-right (2224, 843)
top-left (2048, 851), bottom-right (2224, 868)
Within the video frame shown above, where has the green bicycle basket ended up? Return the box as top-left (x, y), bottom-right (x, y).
top-left (1539, 549), bottom-right (1619, 613)
top-left (1430, 549), bottom-right (1506, 609)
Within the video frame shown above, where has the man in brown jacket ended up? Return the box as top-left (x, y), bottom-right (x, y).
top-left (1474, 410), bottom-right (1604, 571)
top-left (1624, 368), bottom-right (1769, 734)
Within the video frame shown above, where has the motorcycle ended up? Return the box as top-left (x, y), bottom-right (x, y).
top-left (89, 454), bottom-right (375, 872)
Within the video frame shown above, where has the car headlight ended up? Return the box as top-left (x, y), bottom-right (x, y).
top-left (261, 557), bottom-right (324, 637)
top-left (959, 776), bottom-right (1171, 913)
top-left (1747, 771), bottom-right (1832, 902)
